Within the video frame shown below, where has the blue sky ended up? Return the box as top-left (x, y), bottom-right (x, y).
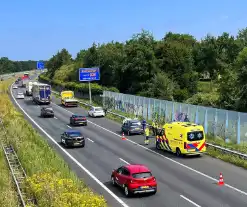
top-left (0, 0), bottom-right (247, 60)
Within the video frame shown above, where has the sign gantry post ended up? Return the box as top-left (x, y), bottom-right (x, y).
top-left (78, 67), bottom-right (100, 104)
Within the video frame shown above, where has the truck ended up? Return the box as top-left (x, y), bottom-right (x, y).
top-left (20, 76), bottom-right (29, 88)
top-left (61, 90), bottom-right (78, 107)
top-left (26, 81), bottom-right (38, 96)
top-left (32, 83), bottom-right (51, 104)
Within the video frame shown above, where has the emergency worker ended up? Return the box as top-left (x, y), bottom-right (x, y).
top-left (152, 120), bottom-right (157, 136)
top-left (142, 118), bottom-right (147, 131)
top-left (144, 125), bottom-right (150, 145)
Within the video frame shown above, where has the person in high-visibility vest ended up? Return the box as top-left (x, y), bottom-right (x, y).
top-left (152, 120), bottom-right (156, 136)
top-left (144, 126), bottom-right (150, 145)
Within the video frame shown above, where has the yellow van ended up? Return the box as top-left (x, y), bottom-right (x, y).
top-left (156, 122), bottom-right (206, 156)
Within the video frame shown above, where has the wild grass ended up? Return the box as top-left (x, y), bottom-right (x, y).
top-left (0, 79), bottom-right (107, 207)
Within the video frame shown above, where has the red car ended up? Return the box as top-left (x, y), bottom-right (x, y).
top-left (111, 164), bottom-right (157, 197)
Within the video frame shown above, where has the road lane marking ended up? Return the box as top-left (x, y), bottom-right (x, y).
top-left (119, 158), bottom-right (130, 165)
top-left (54, 117), bottom-right (58, 119)
top-left (180, 195), bottom-right (201, 207)
top-left (67, 125), bottom-right (72, 129)
top-left (10, 84), bottom-right (129, 207)
top-left (87, 138), bottom-right (94, 143)
top-left (50, 102), bottom-right (247, 197)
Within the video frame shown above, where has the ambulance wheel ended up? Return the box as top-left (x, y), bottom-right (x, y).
top-left (176, 148), bottom-right (181, 157)
top-left (156, 142), bottom-right (161, 150)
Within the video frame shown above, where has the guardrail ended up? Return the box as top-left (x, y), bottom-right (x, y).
top-left (51, 90), bottom-right (247, 160)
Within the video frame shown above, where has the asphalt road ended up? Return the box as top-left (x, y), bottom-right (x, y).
top-left (10, 82), bottom-right (247, 207)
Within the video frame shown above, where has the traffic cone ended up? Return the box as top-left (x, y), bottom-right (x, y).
top-left (121, 132), bottom-right (127, 140)
top-left (218, 173), bottom-right (224, 185)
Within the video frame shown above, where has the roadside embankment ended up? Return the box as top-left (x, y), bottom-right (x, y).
top-left (0, 79), bottom-right (107, 207)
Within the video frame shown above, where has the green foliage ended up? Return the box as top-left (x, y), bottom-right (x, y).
top-left (0, 57), bottom-right (40, 75)
top-left (39, 73), bottom-right (119, 95)
top-left (43, 28), bottom-right (247, 112)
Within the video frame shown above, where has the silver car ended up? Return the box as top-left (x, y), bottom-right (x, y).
top-left (16, 92), bottom-right (24, 99)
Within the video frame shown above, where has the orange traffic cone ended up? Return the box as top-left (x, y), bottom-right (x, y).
top-left (121, 132), bottom-right (127, 140)
top-left (218, 173), bottom-right (224, 185)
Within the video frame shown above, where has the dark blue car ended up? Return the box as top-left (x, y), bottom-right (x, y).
top-left (60, 129), bottom-right (85, 148)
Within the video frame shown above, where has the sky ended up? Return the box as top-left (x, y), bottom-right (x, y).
top-left (0, 0), bottom-right (247, 60)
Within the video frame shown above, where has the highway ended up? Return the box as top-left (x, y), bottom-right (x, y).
top-left (10, 81), bottom-right (247, 207)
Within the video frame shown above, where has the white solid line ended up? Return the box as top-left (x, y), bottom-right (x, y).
top-left (67, 125), bottom-right (72, 129)
top-left (180, 195), bottom-right (201, 207)
top-left (87, 138), bottom-right (94, 143)
top-left (50, 101), bottom-right (247, 197)
top-left (119, 158), bottom-right (130, 165)
top-left (10, 84), bottom-right (129, 207)
top-left (54, 117), bottom-right (58, 119)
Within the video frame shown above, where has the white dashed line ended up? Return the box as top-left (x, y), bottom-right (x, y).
top-left (54, 116), bottom-right (58, 119)
top-left (180, 195), bottom-right (201, 207)
top-left (50, 101), bottom-right (247, 197)
top-left (119, 158), bottom-right (130, 165)
top-left (67, 125), bottom-right (72, 129)
top-left (10, 83), bottom-right (129, 207)
top-left (87, 138), bottom-right (94, 143)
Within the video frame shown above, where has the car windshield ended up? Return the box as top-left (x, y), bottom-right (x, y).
top-left (187, 131), bottom-right (204, 141)
top-left (18, 92), bottom-right (23, 95)
top-left (68, 132), bottom-right (82, 137)
top-left (132, 172), bottom-right (152, 179)
top-left (95, 108), bottom-right (103, 111)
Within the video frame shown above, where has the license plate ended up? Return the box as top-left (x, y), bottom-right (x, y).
top-left (187, 149), bottom-right (195, 152)
top-left (141, 186), bottom-right (149, 189)
top-left (135, 128), bottom-right (139, 130)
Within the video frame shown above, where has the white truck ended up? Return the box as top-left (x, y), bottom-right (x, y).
top-left (26, 81), bottom-right (38, 96)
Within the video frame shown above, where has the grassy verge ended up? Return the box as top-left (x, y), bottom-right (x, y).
top-left (51, 91), bottom-right (247, 169)
top-left (0, 145), bottom-right (19, 207)
top-left (1, 79), bottom-right (107, 206)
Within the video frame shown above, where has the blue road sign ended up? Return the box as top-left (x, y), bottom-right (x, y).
top-left (37, 61), bottom-right (45, 70)
top-left (79, 68), bottom-right (100, 81)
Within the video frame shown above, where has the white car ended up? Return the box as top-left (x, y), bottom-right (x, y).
top-left (88, 106), bottom-right (105, 117)
top-left (16, 92), bottom-right (24, 99)
top-left (12, 85), bottom-right (18, 89)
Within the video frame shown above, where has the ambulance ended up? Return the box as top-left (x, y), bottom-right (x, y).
top-left (156, 122), bottom-right (206, 156)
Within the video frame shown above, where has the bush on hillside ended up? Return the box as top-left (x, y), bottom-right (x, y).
top-left (39, 74), bottom-right (119, 95)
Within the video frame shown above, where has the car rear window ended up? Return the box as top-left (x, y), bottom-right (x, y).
top-left (75, 115), bottom-right (85, 118)
top-left (187, 131), bottom-right (204, 141)
top-left (45, 108), bottom-right (53, 111)
top-left (132, 172), bottom-right (152, 179)
top-left (130, 122), bottom-right (141, 126)
top-left (95, 108), bottom-right (103, 111)
top-left (68, 132), bottom-right (82, 137)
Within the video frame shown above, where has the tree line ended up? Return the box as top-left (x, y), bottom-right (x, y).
top-left (44, 28), bottom-right (247, 112)
top-left (0, 57), bottom-right (45, 75)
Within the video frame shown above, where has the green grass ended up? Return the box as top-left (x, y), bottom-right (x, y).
top-left (0, 79), bottom-right (107, 207)
top-left (0, 143), bottom-right (19, 207)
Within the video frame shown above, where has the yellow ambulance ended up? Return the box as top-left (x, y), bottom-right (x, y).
top-left (156, 122), bottom-right (206, 156)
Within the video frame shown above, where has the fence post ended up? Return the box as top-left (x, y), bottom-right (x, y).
top-left (225, 111), bottom-right (229, 142)
top-left (214, 109), bottom-right (218, 136)
top-left (172, 103), bottom-right (175, 121)
top-left (179, 104), bottom-right (182, 113)
top-left (159, 101), bottom-right (162, 118)
top-left (148, 98), bottom-right (151, 120)
top-left (204, 108), bottom-right (208, 134)
top-left (237, 112), bottom-right (241, 144)
top-left (165, 102), bottom-right (167, 122)
top-left (195, 106), bottom-right (198, 124)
